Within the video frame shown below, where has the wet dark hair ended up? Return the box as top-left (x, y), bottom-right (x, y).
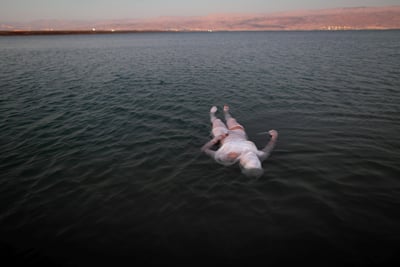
top-left (241, 167), bottom-right (264, 178)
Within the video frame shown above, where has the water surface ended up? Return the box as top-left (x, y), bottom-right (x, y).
top-left (1, 31), bottom-right (400, 265)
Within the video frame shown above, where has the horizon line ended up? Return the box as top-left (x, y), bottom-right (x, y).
top-left (2, 29), bottom-right (400, 36)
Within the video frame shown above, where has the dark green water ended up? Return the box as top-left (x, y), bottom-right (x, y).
top-left (1, 31), bottom-right (400, 265)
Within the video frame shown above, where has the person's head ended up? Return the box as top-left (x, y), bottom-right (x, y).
top-left (239, 151), bottom-right (264, 178)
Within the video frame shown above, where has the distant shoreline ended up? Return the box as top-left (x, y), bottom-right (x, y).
top-left (2, 6), bottom-right (399, 34)
top-left (1, 29), bottom-right (399, 36)
top-left (0, 30), bottom-right (170, 36)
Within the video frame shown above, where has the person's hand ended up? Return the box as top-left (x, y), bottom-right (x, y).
top-left (201, 136), bottom-right (222, 152)
top-left (201, 141), bottom-right (213, 152)
top-left (212, 136), bottom-right (222, 143)
top-left (269, 130), bottom-right (278, 139)
top-left (215, 133), bottom-right (228, 142)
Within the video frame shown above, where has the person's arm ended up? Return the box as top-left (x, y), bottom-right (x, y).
top-left (258, 130), bottom-right (278, 161)
top-left (201, 136), bottom-right (223, 158)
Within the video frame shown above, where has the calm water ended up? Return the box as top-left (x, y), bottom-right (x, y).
top-left (1, 31), bottom-right (400, 265)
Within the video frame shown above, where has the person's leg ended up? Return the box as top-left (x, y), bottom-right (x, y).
top-left (224, 105), bottom-right (244, 130)
top-left (210, 106), bottom-right (228, 138)
top-left (210, 106), bottom-right (218, 123)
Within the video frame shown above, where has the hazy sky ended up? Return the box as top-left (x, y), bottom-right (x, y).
top-left (1, 0), bottom-right (399, 22)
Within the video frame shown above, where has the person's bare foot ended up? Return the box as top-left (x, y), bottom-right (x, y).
top-left (223, 104), bottom-right (229, 113)
top-left (210, 106), bottom-right (217, 113)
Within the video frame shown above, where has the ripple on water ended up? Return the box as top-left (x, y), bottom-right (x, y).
top-left (1, 31), bottom-right (400, 264)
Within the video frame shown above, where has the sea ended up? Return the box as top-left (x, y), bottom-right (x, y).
top-left (1, 31), bottom-right (400, 265)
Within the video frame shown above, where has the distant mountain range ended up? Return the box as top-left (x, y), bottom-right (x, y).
top-left (1, 6), bottom-right (400, 32)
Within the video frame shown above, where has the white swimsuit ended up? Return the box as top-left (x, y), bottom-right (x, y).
top-left (214, 131), bottom-right (263, 166)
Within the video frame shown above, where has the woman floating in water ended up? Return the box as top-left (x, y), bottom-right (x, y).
top-left (201, 105), bottom-right (278, 177)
